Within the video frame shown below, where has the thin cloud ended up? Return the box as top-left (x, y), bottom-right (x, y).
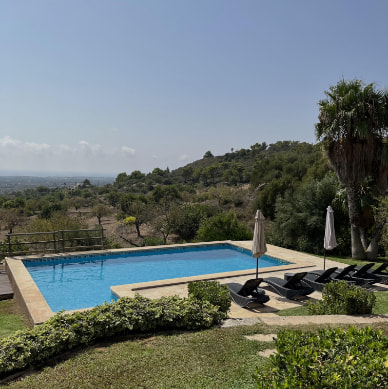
top-left (179, 154), bottom-right (190, 162)
top-left (25, 142), bottom-right (51, 153)
top-left (121, 146), bottom-right (136, 156)
top-left (0, 136), bottom-right (134, 174)
top-left (0, 135), bottom-right (21, 148)
top-left (78, 140), bottom-right (103, 154)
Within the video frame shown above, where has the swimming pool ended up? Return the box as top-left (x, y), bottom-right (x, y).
top-left (23, 244), bottom-right (291, 312)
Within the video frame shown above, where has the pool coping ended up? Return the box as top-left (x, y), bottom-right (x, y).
top-left (5, 240), bottom-right (318, 326)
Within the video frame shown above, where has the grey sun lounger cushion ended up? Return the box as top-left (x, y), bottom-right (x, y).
top-left (263, 272), bottom-right (314, 300)
top-left (226, 279), bottom-right (270, 307)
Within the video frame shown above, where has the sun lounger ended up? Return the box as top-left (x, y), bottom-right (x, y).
top-left (351, 263), bottom-right (375, 277)
top-left (263, 272), bottom-right (314, 299)
top-left (354, 262), bottom-right (388, 284)
top-left (349, 263), bottom-right (386, 285)
top-left (369, 262), bottom-right (388, 274)
top-left (286, 267), bottom-right (338, 292)
top-left (226, 278), bottom-right (270, 307)
top-left (312, 264), bottom-right (375, 287)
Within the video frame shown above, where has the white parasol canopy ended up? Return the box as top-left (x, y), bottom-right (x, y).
top-left (252, 209), bottom-right (267, 278)
top-left (323, 205), bottom-right (337, 269)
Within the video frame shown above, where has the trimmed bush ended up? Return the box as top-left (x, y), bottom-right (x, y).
top-left (307, 280), bottom-right (376, 315)
top-left (255, 327), bottom-right (388, 388)
top-left (0, 294), bottom-right (224, 376)
top-left (188, 280), bottom-right (232, 314)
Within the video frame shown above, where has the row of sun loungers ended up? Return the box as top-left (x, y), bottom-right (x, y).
top-left (226, 262), bottom-right (388, 308)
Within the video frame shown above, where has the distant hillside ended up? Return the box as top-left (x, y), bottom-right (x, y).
top-left (0, 176), bottom-right (115, 193)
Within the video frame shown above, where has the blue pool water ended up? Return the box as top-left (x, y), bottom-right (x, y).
top-left (24, 244), bottom-right (291, 312)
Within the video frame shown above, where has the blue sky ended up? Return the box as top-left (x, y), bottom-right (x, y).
top-left (1, 0), bottom-right (387, 176)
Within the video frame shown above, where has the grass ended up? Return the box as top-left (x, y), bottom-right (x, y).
top-left (317, 254), bottom-right (388, 269)
top-left (0, 300), bottom-right (29, 339)
top-left (2, 324), bottom-right (274, 389)
top-left (3, 321), bottom-right (388, 388)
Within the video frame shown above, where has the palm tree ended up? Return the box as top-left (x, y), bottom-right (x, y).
top-left (315, 79), bottom-right (388, 259)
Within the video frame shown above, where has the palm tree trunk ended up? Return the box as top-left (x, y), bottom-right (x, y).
top-left (366, 238), bottom-right (379, 260)
top-left (350, 226), bottom-right (367, 259)
top-left (359, 227), bottom-right (368, 251)
top-left (347, 185), bottom-right (367, 259)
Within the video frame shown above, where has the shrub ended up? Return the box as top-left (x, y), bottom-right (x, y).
top-left (307, 280), bottom-right (376, 315)
top-left (196, 211), bottom-right (253, 241)
top-left (255, 327), bottom-right (388, 388)
top-left (188, 280), bottom-right (232, 314)
top-left (0, 294), bottom-right (224, 377)
top-left (143, 236), bottom-right (165, 246)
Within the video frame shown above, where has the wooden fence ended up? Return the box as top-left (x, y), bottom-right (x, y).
top-left (5, 228), bottom-right (105, 256)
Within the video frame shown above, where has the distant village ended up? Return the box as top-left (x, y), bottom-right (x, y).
top-left (0, 176), bottom-right (115, 194)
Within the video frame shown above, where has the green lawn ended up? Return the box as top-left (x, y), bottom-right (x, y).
top-left (314, 254), bottom-right (388, 269)
top-left (3, 319), bottom-right (388, 388)
top-left (2, 324), bottom-right (275, 389)
top-left (0, 300), bottom-right (28, 339)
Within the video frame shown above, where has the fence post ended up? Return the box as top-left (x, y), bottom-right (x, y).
top-left (53, 231), bottom-right (57, 252)
top-left (7, 235), bottom-right (11, 255)
top-left (100, 228), bottom-right (104, 249)
top-left (61, 230), bottom-right (65, 252)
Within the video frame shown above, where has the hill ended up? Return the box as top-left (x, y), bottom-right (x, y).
top-left (113, 140), bottom-right (325, 192)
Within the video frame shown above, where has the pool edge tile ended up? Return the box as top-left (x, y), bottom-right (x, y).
top-left (6, 258), bottom-right (55, 327)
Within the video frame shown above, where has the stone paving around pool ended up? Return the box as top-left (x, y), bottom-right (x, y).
top-left (112, 241), bottom-right (388, 325)
top-left (111, 241), bottom-right (336, 318)
top-left (6, 240), bottom-right (388, 326)
top-left (111, 241), bottom-right (325, 316)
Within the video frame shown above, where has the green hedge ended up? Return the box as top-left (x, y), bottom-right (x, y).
top-left (188, 280), bottom-right (232, 314)
top-left (256, 327), bottom-right (388, 388)
top-left (0, 294), bottom-right (226, 376)
top-left (307, 280), bottom-right (376, 315)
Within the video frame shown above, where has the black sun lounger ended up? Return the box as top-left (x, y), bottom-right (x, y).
top-left (369, 262), bottom-right (388, 274)
top-left (312, 264), bottom-right (375, 287)
top-left (313, 264), bottom-right (356, 279)
top-left (226, 278), bottom-right (270, 307)
top-left (355, 262), bottom-right (388, 284)
top-left (350, 263), bottom-right (386, 285)
top-left (263, 272), bottom-right (314, 300)
top-left (287, 267), bottom-right (338, 293)
top-left (351, 263), bottom-right (375, 277)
